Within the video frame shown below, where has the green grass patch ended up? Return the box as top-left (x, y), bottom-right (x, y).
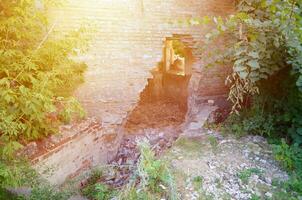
top-left (237, 168), bottom-right (263, 184)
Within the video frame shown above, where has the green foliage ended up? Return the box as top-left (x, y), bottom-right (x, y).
top-left (0, 159), bottom-right (39, 189)
top-left (237, 168), bottom-right (262, 184)
top-left (273, 139), bottom-right (302, 172)
top-left (137, 141), bottom-right (176, 198)
top-left (27, 185), bottom-right (72, 200)
top-left (195, 0), bottom-right (302, 149)
top-left (119, 141), bottom-right (177, 200)
top-left (138, 142), bottom-right (168, 192)
top-left (271, 176), bottom-right (302, 199)
top-left (250, 194), bottom-right (261, 200)
top-left (82, 183), bottom-right (114, 200)
top-left (0, 0), bottom-right (91, 162)
top-left (81, 168), bottom-right (115, 200)
top-left (222, 97), bottom-right (275, 138)
top-left (192, 0), bottom-right (302, 113)
top-left (86, 169), bottom-right (103, 186)
top-left (119, 185), bottom-right (154, 200)
top-left (192, 176), bottom-right (203, 190)
top-left (81, 143), bottom-right (176, 200)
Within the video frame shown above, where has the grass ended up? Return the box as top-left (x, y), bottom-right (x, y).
top-left (81, 141), bottom-right (178, 200)
top-left (0, 188), bottom-right (20, 200)
top-left (208, 136), bottom-right (218, 152)
top-left (192, 176), bottom-right (204, 190)
top-left (237, 168), bottom-right (263, 184)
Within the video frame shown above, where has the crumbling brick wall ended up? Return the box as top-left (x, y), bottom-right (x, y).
top-left (50, 0), bottom-right (234, 123)
top-left (29, 0), bottom-right (235, 185)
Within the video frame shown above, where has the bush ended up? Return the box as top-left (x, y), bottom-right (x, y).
top-left (0, 0), bottom-right (91, 161)
top-left (0, 0), bottom-right (93, 192)
top-left (273, 139), bottom-right (302, 172)
top-left (82, 183), bottom-right (114, 200)
top-left (118, 141), bottom-right (177, 200)
top-left (27, 186), bottom-right (72, 200)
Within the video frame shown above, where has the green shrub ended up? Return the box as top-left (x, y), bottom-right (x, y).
top-left (222, 97), bottom-right (275, 138)
top-left (272, 175), bottom-right (302, 199)
top-left (0, 0), bottom-right (93, 190)
top-left (192, 176), bottom-right (203, 190)
top-left (119, 141), bottom-right (177, 200)
top-left (28, 185), bottom-right (71, 200)
top-left (82, 183), bottom-right (114, 200)
top-left (0, 0), bottom-right (91, 162)
top-left (273, 139), bottom-right (302, 172)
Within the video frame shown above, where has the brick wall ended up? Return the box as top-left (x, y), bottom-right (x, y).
top-left (30, 0), bottom-right (234, 184)
top-left (50, 0), bottom-right (234, 123)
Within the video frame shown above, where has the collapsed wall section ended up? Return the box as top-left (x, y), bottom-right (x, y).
top-left (23, 0), bottom-right (235, 185)
top-left (50, 0), bottom-right (234, 123)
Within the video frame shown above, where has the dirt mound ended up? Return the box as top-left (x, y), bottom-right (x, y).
top-left (125, 100), bottom-right (186, 133)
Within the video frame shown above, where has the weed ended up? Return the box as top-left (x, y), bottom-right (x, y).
top-left (192, 176), bottom-right (203, 190)
top-left (0, 188), bottom-right (20, 200)
top-left (87, 168), bottom-right (103, 186)
top-left (27, 185), bottom-right (72, 200)
top-left (271, 175), bottom-right (302, 199)
top-left (237, 168), bottom-right (263, 184)
top-left (82, 183), bottom-right (115, 200)
top-left (272, 139), bottom-right (302, 172)
top-left (208, 136), bottom-right (218, 152)
top-left (119, 141), bottom-right (177, 200)
top-left (250, 194), bottom-right (261, 200)
top-left (214, 178), bottom-right (222, 189)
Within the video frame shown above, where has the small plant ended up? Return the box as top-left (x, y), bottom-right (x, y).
top-left (208, 136), bottom-right (218, 152)
top-left (237, 168), bottom-right (262, 184)
top-left (81, 168), bottom-right (117, 200)
top-left (214, 178), bottom-right (222, 189)
top-left (0, 188), bottom-right (20, 200)
top-left (250, 194), bottom-right (261, 200)
top-left (193, 176), bottom-right (203, 190)
top-left (273, 139), bottom-right (302, 172)
top-left (271, 176), bottom-right (302, 199)
top-left (82, 183), bottom-right (115, 200)
top-left (119, 141), bottom-right (177, 200)
top-left (87, 168), bottom-right (103, 186)
top-left (137, 141), bottom-right (176, 197)
top-left (27, 185), bottom-right (72, 200)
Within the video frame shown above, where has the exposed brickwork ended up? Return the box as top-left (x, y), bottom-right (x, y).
top-left (31, 118), bottom-right (122, 184)
top-left (50, 0), bottom-right (234, 122)
top-left (28, 0), bottom-right (235, 185)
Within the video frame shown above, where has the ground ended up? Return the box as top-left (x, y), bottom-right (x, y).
top-left (163, 132), bottom-right (288, 200)
top-left (67, 104), bottom-right (290, 200)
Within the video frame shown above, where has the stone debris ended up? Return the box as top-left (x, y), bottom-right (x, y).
top-left (164, 132), bottom-right (289, 200)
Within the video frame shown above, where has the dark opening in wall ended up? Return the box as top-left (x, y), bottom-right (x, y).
top-left (124, 34), bottom-right (195, 134)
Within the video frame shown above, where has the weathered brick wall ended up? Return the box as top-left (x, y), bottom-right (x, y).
top-left (50, 0), bottom-right (234, 123)
top-left (29, 0), bottom-right (234, 185)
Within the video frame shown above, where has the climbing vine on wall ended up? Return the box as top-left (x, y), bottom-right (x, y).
top-left (0, 0), bottom-right (92, 160)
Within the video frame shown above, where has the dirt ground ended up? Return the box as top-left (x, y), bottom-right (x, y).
top-left (163, 133), bottom-right (288, 200)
